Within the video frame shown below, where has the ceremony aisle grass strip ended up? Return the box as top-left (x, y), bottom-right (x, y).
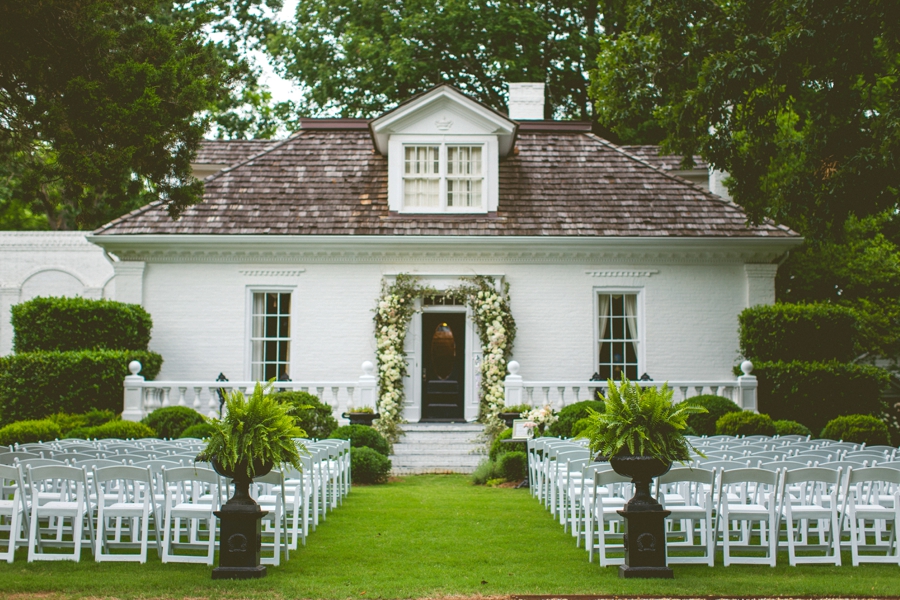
top-left (1, 474), bottom-right (899, 599)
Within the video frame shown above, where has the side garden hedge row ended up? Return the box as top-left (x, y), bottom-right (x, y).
top-left (751, 360), bottom-right (889, 434)
top-left (739, 303), bottom-right (859, 362)
top-left (11, 297), bottom-right (153, 352)
top-left (0, 350), bottom-right (162, 425)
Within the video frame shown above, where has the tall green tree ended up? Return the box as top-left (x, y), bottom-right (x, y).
top-left (590, 0), bottom-right (900, 239)
top-left (0, 0), bottom-right (281, 231)
top-left (268, 0), bottom-right (602, 121)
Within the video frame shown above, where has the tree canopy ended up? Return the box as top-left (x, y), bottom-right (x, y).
top-left (0, 0), bottom-right (282, 230)
top-left (590, 0), bottom-right (900, 239)
top-left (268, 0), bottom-right (602, 121)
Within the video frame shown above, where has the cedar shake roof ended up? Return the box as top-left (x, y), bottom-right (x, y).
top-left (620, 145), bottom-right (708, 172)
top-left (96, 127), bottom-right (795, 238)
top-left (194, 139), bottom-right (279, 166)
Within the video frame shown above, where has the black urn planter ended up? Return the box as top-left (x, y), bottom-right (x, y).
top-left (211, 457), bottom-right (272, 580)
top-left (342, 412), bottom-right (380, 426)
top-left (499, 412), bottom-right (522, 428)
top-left (609, 454), bottom-right (674, 579)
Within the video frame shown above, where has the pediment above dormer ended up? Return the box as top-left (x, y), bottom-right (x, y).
top-left (369, 85), bottom-right (517, 156)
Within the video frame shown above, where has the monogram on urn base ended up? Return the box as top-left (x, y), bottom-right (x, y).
top-left (610, 454), bottom-right (674, 579)
top-left (211, 458), bottom-right (271, 580)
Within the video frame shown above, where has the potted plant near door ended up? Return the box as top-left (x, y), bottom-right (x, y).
top-left (580, 376), bottom-right (705, 579)
top-left (341, 406), bottom-right (380, 426)
top-left (196, 382), bottom-right (307, 579)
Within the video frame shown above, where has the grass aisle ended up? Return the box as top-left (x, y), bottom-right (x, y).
top-left (2, 474), bottom-right (899, 598)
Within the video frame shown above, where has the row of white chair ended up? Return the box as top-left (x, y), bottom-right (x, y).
top-left (0, 438), bottom-right (350, 565)
top-left (529, 436), bottom-right (900, 567)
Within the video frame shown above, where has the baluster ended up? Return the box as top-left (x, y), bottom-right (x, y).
top-left (143, 389), bottom-right (154, 415)
top-left (331, 387), bottom-right (340, 413)
top-left (346, 387), bottom-right (355, 410)
top-left (541, 387), bottom-right (550, 407)
top-left (317, 387), bottom-right (327, 407)
top-left (694, 386), bottom-right (704, 397)
top-left (193, 387), bottom-right (202, 410)
top-left (176, 387), bottom-right (186, 407)
top-left (525, 386), bottom-right (534, 407)
top-left (679, 386), bottom-right (689, 402)
top-left (710, 386), bottom-right (720, 396)
top-left (206, 387), bottom-right (218, 418)
top-left (556, 387), bottom-right (566, 410)
top-left (572, 386), bottom-right (581, 402)
top-left (160, 387), bottom-right (171, 408)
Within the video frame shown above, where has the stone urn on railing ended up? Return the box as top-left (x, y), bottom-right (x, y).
top-left (579, 376), bottom-right (707, 579)
top-left (196, 381), bottom-right (307, 580)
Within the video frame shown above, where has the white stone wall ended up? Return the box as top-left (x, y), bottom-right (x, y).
top-left (128, 253), bottom-right (775, 419)
top-left (0, 232), bottom-right (115, 355)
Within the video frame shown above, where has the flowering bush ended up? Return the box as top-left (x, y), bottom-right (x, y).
top-left (522, 404), bottom-right (558, 427)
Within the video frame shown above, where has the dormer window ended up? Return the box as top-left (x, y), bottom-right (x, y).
top-left (403, 145), bottom-right (483, 211)
top-left (369, 85), bottom-right (517, 215)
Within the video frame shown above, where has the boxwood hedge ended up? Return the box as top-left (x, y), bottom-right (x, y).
top-left (739, 303), bottom-right (859, 362)
top-left (0, 350), bottom-right (162, 425)
top-left (11, 297), bottom-right (152, 352)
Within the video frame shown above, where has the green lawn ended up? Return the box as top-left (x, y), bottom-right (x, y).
top-left (2, 474), bottom-right (899, 598)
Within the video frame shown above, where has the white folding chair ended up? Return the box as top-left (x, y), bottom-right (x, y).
top-left (0, 464), bottom-right (28, 563)
top-left (780, 467), bottom-right (843, 566)
top-left (585, 468), bottom-right (630, 566)
top-left (282, 463), bottom-right (310, 549)
top-left (842, 466), bottom-right (900, 566)
top-left (717, 467), bottom-right (782, 566)
top-left (657, 467), bottom-right (716, 566)
top-left (26, 465), bottom-right (95, 562)
top-left (160, 466), bottom-right (219, 564)
top-left (252, 470), bottom-right (289, 566)
top-left (92, 465), bottom-right (157, 563)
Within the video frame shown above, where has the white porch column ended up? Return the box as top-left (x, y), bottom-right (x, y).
top-left (0, 286), bottom-right (21, 356)
top-left (737, 360), bottom-right (758, 413)
top-left (123, 360), bottom-right (146, 422)
top-left (504, 361), bottom-right (523, 406)
top-left (744, 264), bottom-right (779, 307)
top-left (112, 261), bottom-right (145, 305)
top-left (358, 361), bottom-right (377, 410)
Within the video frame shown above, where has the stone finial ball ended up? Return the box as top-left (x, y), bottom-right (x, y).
top-left (740, 360), bottom-right (754, 375)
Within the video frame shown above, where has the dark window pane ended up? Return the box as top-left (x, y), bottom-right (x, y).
top-left (280, 293), bottom-right (291, 314)
top-left (265, 340), bottom-right (277, 362)
top-left (279, 316), bottom-right (290, 338)
top-left (625, 364), bottom-right (638, 380)
top-left (612, 317), bottom-right (623, 339)
top-left (599, 342), bottom-right (611, 363)
top-left (266, 316), bottom-right (278, 337)
top-left (277, 340), bottom-right (289, 362)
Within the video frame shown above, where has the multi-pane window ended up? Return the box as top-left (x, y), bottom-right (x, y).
top-left (403, 144), bottom-right (483, 211)
top-left (251, 292), bottom-right (290, 381)
top-left (597, 293), bottom-right (638, 380)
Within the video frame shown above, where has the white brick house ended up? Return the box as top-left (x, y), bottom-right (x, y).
top-left (5, 85), bottom-right (802, 423)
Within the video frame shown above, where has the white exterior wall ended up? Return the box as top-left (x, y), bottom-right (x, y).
top-left (94, 236), bottom-right (799, 421)
top-left (0, 232), bottom-right (115, 355)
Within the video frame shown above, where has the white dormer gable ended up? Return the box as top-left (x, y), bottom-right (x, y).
top-left (370, 86), bottom-right (517, 214)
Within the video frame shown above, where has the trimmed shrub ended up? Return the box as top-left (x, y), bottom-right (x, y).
top-left (571, 417), bottom-right (593, 438)
top-left (79, 420), bottom-right (156, 440)
top-left (739, 303), bottom-right (859, 362)
top-left (471, 459), bottom-right (503, 485)
top-left (680, 395), bottom-right (741, 436)
top-left (330, 424), bottom-right (389, 456)
top-left (489, 428), bottom-right (525, 461)
top-left (272, 391), bottom-right (338, 439)
top-left (716, 411), bottom-right (777, 436)
top-left (141, 406), bottom-right (205, 439)
top-left (82, 409), bottom-right (117, 427)
top-left (502, 404), bottom-right (532, 413)
top-left (180, 422), bottom-right (216, 439)
top-left (0, 419), bottom-right (62, 446)
top-left (751, 360), bottom-right (889, 434)
top-left (351, 446), bottom-right (391, 484)
top-left (64, 426), bottom-right (96, 440)
top-left (11, 297), bottom-right (152, 352)
top-left (0, 350), bottom-right (162, 425)
top-left (46, 412), bottom-right (88, 435)
top-left (497, 451), bottom-right (528, 482)
top-left (774, 420), bottom-right (812, 437)
top-left (546, 400), bottom-right (605, 438)
top-left (821, 414), bottom-right (892, 446)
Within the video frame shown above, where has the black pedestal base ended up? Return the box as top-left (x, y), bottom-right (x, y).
top-left (212, 565), bottom-right (267, 580)
top-left (618, 565), bottom-right (674, 579)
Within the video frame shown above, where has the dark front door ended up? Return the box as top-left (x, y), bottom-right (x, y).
top-left (421, 312), bottom-right (465, 421)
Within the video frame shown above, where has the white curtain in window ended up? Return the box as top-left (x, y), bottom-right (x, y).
top-left (598, 294), bottom-right (611, 360)
top-left (251, 293), bottom-right (266, 379)
top-left (624, 294), bottom-right (638, 356)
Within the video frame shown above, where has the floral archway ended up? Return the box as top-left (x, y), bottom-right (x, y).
top-left (372, 274), bottom-right (516, 444)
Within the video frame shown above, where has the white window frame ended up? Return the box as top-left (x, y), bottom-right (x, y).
top-left (388, 134), bottom-right (498, 214)
top-left (245, 286), bottom-right (296, 382)
top-left (593, 288), bottom-right (645, 381)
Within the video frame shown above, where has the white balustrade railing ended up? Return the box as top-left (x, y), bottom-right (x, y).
top-left (122, 360), bottom-right (378, 422)
top-left (503, 360), bottom-right (758, 412)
